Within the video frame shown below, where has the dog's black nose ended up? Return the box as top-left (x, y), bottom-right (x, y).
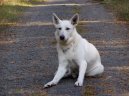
top-left (60, 35), bottom-right (65, 40)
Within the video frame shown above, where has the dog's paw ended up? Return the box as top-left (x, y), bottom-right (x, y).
top-left (44, 81), bottom-right (57, 88)
top-left (74, 80), bottom-right (83, 87)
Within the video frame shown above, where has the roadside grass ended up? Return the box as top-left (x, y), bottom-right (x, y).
top-left (95, 0), bottom-right (129, 21)
top-left (0, 0), bottom-right (46, 24)
top-left (30, 0), bottom-right (46, 3)
top-left (0, 5), bottom-right (28, 23)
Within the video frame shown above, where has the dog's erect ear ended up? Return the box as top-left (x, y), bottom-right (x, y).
top-left (70, 13), bottom-right (79, 26)
top-left (52, 13), bottom-right (61, 25)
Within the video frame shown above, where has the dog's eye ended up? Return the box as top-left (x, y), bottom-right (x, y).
top-left (66, 27), bottom-right (70, 30)
top-left (58, 28), bottom-right (62, 30)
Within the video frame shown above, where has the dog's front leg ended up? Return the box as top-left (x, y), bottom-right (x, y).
top-left (44, 64), bottom-right (67, 88)
top-left (75, 60), bottom-right (87, 86)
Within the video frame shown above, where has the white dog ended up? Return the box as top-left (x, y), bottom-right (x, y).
top-left (44, 13), bottom-right (104, 88)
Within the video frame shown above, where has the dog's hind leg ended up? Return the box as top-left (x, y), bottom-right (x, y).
top-left (86, 64), bottom-right (104, 76)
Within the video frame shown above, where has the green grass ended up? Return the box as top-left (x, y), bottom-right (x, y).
top-left (0, 1), bottom-right (30, 23)
top-left (0, 0), bottom-right (46, 23)
top-left (95, 0), bottom-right (129, 21)
top-left (30, 0), bottom-right (46, 3)
top-left (0, 5), bottom-right (27, 23)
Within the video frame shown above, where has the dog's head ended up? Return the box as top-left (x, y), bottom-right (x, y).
top-left (52, 13), bottom-right (79, 44)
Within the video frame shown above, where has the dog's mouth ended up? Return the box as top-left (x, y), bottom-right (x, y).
top-left (59, 39), bottom-right (68, 45)
top-left (59, 37), bottom-right (73, 45)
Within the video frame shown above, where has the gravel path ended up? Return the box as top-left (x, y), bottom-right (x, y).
top-left (0, 0), bottom-right (129, 96)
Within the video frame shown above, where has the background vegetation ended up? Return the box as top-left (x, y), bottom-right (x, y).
top-left (0, 0), bottom-right (46, 23)
top-left (95, 0), bottom-right (129, 21)
top-left (1, 0), bottom-right (129, 24)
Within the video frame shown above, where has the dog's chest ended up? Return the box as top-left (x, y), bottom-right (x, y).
top-left (63, 46), bottom-right (75, 60)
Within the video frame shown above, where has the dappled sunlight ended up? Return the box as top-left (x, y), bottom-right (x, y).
top-left (0, 19), bottom-right (128, 27)
top-left (47, 0), bottom-right (67, 2)
top-left (0, 40), bottom-right (16, 44)
top-left (0, 22), bottom-right (17, 26)
top-left (22, 21), bottom-right (52, 26)
top-left (6, 3), bottom-right (32, 7)
top-left (8, 88), bottom-right (47, 96)
top-left (31, 3), bottom-right (85, 7)
top-left (79, 20), bottom-right (128, 25)
top-left (0, 21), bottom-right (52, 27)
top-left (2, 0), bottom-right (32, 7)
top-left (91, 39), bottom-right (129, 48)
top-left (107, 66), bottom-right (129, 71)
top-left (121, 93), bottom-right (129, 96)
top-left (30, 2), bottom-right (100, 7)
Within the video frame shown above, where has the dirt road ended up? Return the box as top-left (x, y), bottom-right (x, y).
top-left (0, 0), bottom-right (129, 96)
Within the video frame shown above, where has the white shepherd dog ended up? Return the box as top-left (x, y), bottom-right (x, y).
top-left (44, 13), bottom-right (104, 88)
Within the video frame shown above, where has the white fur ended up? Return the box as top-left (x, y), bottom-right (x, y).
top-left (44, 13), bottom-right (104, 88)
